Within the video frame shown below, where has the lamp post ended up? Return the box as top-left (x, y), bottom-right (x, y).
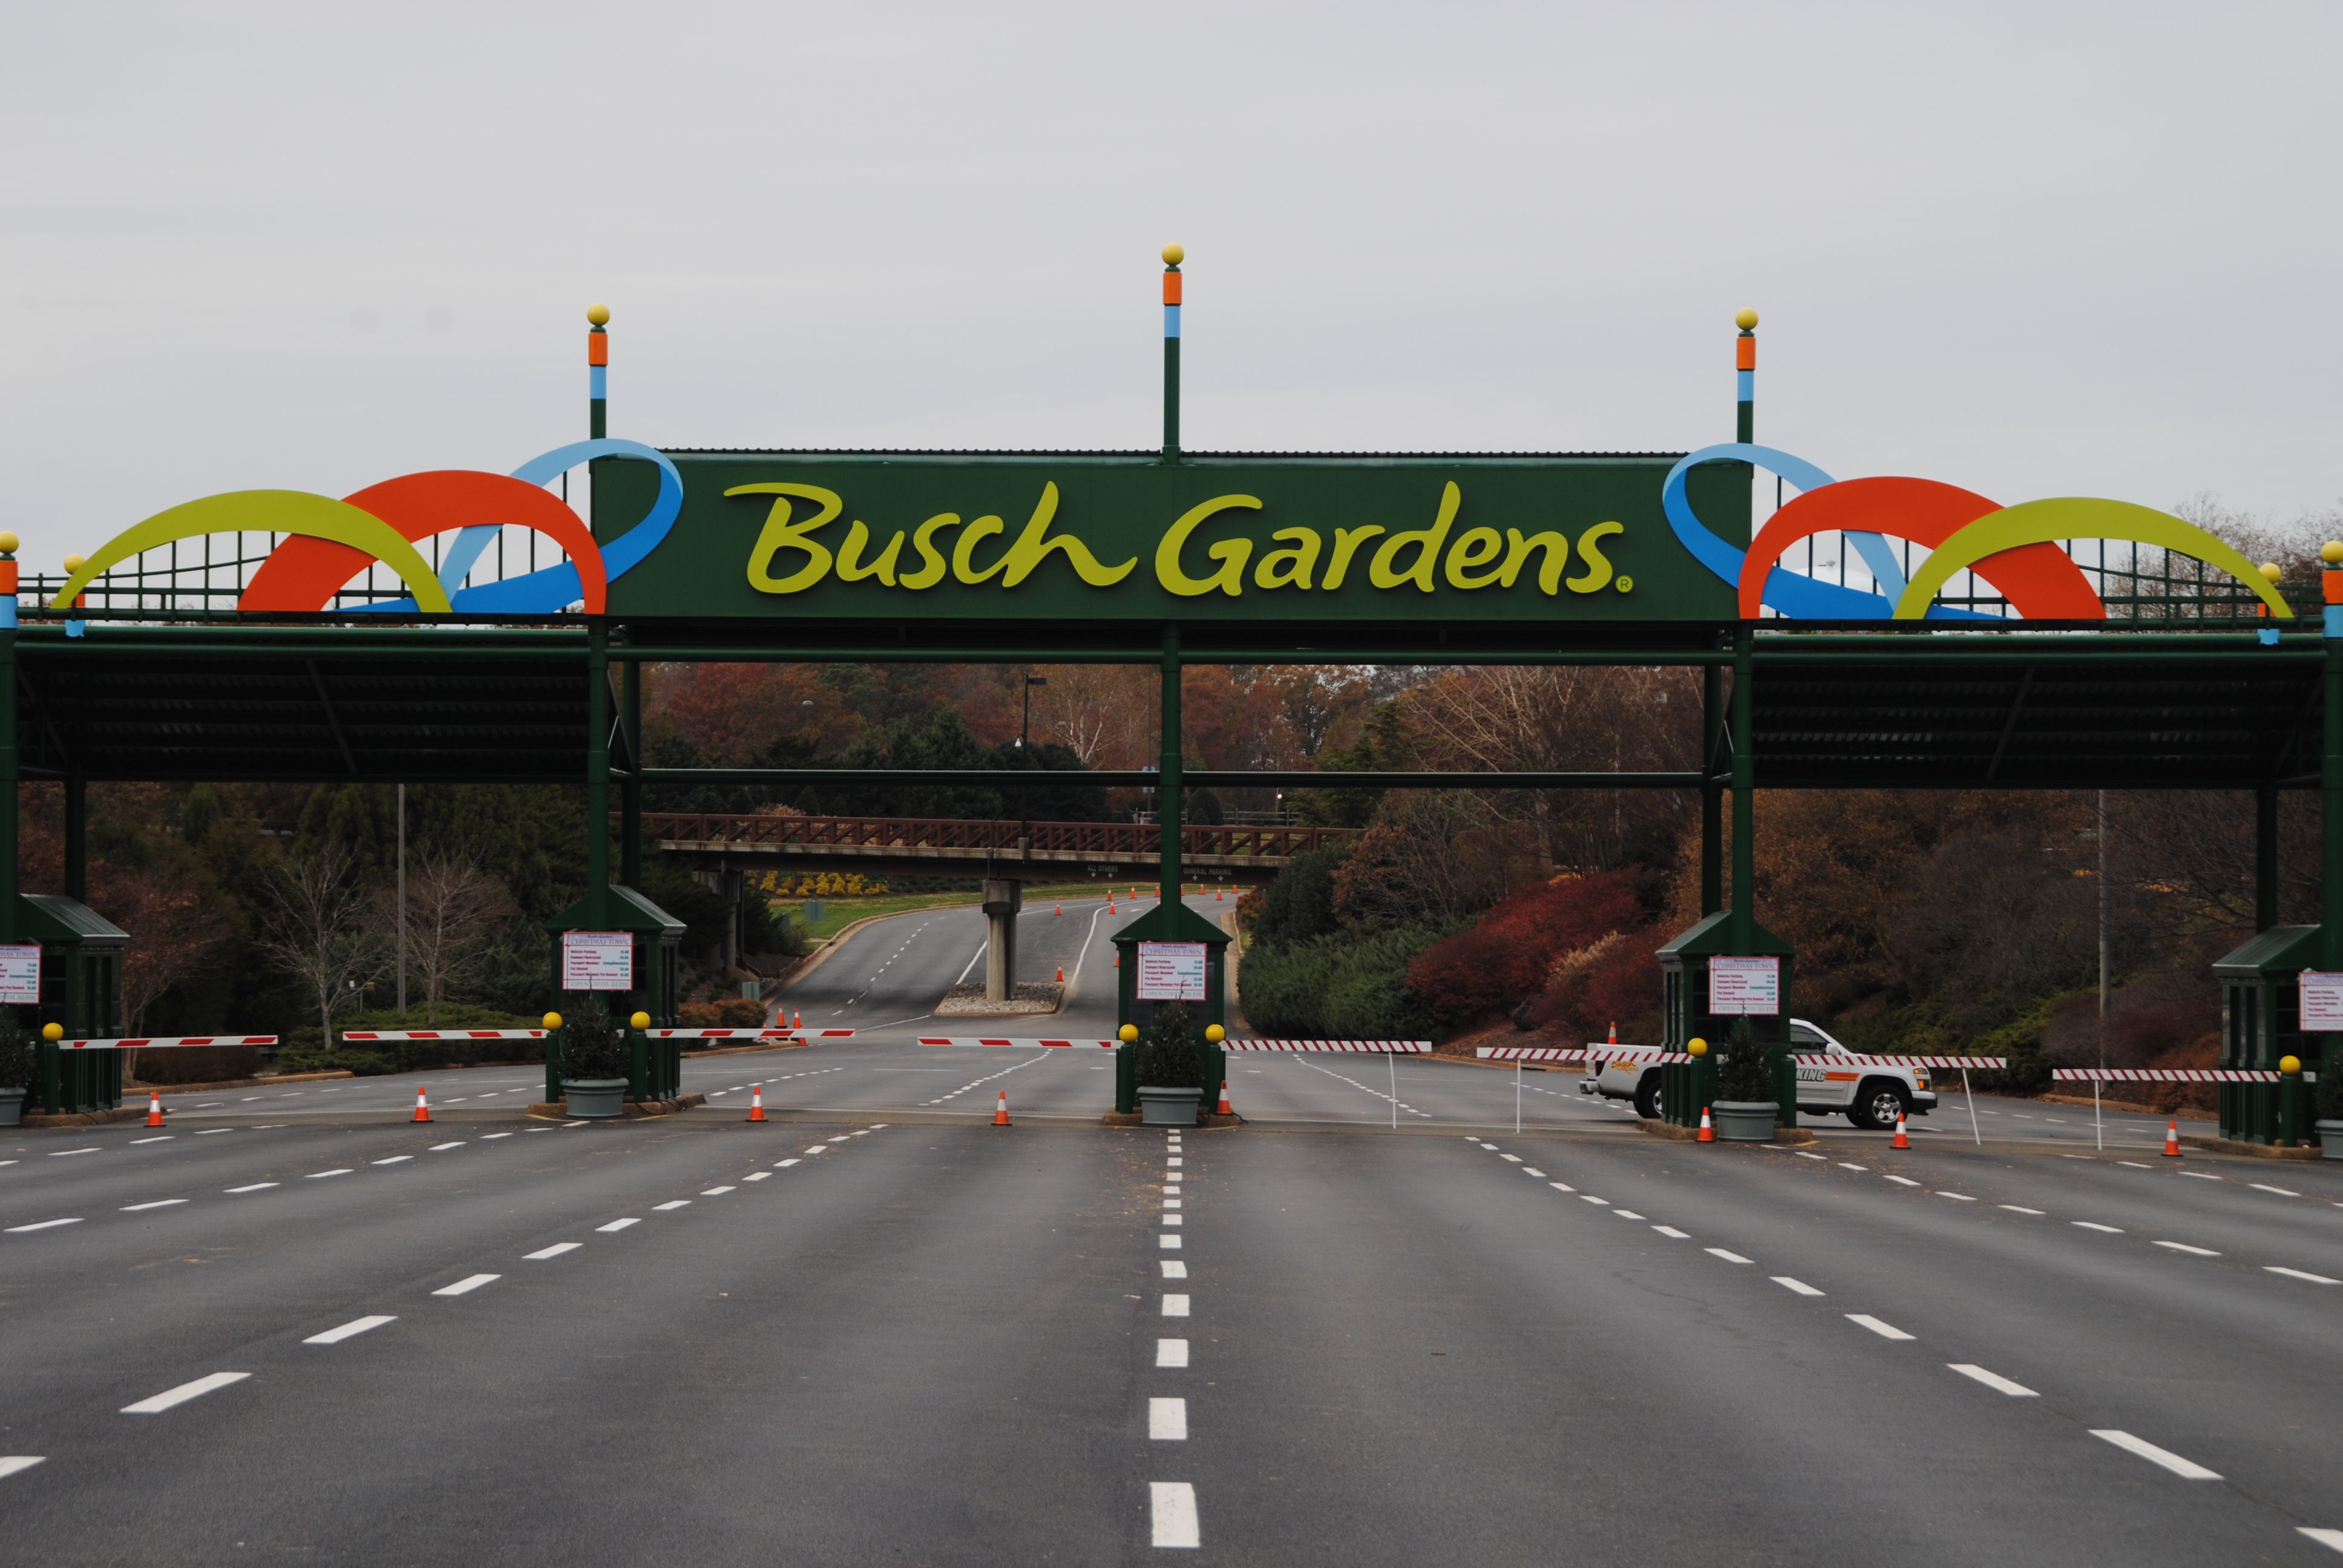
top-left (1017, 676), bottom-right (1047, 849)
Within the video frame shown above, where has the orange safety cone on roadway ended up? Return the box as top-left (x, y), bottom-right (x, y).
top-left (413, 1083), bottom-right (433, 1123)
top-left (1215, 887), bottom-right (1223, 901)
top-left (1892, 1111), bottom-right (1910, 1149)
top-left (1055, 903), bottom-right (1062, 916)
top-left (1055, 966), bottom-right (1064, 983)
top-left (748, 1083), bottom-right (767, 1122)
top-left (145, 1090), bottom-right (165, 1128)
top-left (1217, 1082), bottom-right (1233, 1116)
top-left (993, 1090), bottom-right (1012, 1126)
top-left (2164, 1119), bottom-right (2182, 1158)
top-left (793, 1009), bottom-right (803, 1031)
top-left (1697, 1106), bottom-right (1714, 1142)
top-left (1607, 1021), bottom-right (1619, 1045)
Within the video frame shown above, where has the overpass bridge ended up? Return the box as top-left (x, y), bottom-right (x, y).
top-left (641, 812), bottom-right (1358, 886)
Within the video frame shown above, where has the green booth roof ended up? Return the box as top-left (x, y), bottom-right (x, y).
top-left (543, 884), bottom-right (685, 937)
top-left (16, 893), bottom-right (128, 946)
top-left (1656, 910), bottom-right (1795, 959)
top-left (2213, 924), bottom-right (2322, 980)
top-left (1107, 901), bottom-right (1233, 947)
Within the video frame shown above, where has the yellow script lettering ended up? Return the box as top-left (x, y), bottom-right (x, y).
top-left (733, 483), bottom-right (843, 595)
top-left (835, 521), bottom-right (903, 585)
top-left (1155, 495), bottom-right (1260, 598)
top-left (900, 514), bottom-right (962, 590)
top-left (1500, 528), bottom-right (1570, 595)
top-left (1322, 525), bottom-right (1385, 590)
top-left (1000, 483), bottom-right (1138, 587)
top-left (1368, 481), bottom-right (1460, 593)
top-left (1568, 522), bottom-right (1623, 592)
top-left (1253, 528), bottom-right (1321, 591)
top-left (952, 515), bottom-right (1010, 584)
top-left (1443, 526), bottom-right (1505, 589)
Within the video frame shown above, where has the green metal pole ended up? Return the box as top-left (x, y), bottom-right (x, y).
top-left (1702, 662), bottom-right (1723, 915)
top-left (63, 776), bottom-right (84, 903)
top-left (587, 621), bottom-right (611, 927)
top-left (2257, 782), bottom-right (2279, 932)
top-left (1162, 245), bottom-right (1182, 463)
top-left (620, 656), bottom-right (642, 890)
top-left (1160, 623), bottom-right (1183, 911)
top-left (1731, 626), bottom-right (1754, 955)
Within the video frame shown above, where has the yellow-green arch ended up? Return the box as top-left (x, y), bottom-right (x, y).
top-left (51, 491), bottom-right (452, 613)
top-left (1892, 497), bottom-right (2291, 621)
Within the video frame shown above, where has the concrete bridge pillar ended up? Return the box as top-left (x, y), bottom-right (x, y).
top-left (981, 879), bottom-right (1021, 1002)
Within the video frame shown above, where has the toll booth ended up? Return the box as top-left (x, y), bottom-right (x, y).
top-left (545, 886), bottom-right (686, 1104)
top-left (1656, 911), bottom-right (1796, 1129)
top-left (22, 893), bottom-right (128, 1115)
top-left (1110, 901), bottom-right (1231, 1116)
top-left (2213, 924), bottom-right (2318, 1146)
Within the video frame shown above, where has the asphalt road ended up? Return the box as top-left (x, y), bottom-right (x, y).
top-left (6, 899), bottom-right (2335, 1563)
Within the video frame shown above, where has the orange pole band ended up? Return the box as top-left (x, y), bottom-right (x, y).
top-left (587, 333), bottom-right (609, 367)
top-left (1162, 272), bottom-right (1182, 305)
top-left (1735, 337), bottom-right (1755, 371)
top-left (2324, 571), bottom-right (2343, 606)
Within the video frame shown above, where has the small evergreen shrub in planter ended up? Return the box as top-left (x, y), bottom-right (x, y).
top-left (2316, 1051), bottom-right (2343, 1160)
top-left (1136, 1002), bottom-right (1204, 1126)
top-left (0, 1013), bottom-right (28, 1127)
top-left (1710, 1017), bottom-right (1779, 1142)
top-left (559, 994), bottom-right (631, 1119)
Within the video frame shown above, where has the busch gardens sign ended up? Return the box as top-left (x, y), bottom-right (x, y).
top-left (595, 454), bottom-right (1748, 624)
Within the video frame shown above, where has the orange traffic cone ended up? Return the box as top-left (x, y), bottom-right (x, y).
top-left (992, 1090), bottom-right (1011, 1127)
top-left (793, 1010), bottom-right (803, 1031)
top-left (1607, 1021), bottom-right (1619, 1045)
top-left (1214, 887), bottom-right (1223, 901)
top-left (1892, 1111), bottom-right (1910, 1149)
top-left (748, 1083), bottom-right (767, 1122)
top-left (413, 1084), bottom-right (433, 1123)
top-left (145, 1090), bottom-right (165, 1128)
top-left (2164, 1119), bottom-right (2181, 1158)
top-left (1055, 903), bottom-right (1062, 916)
top-left (1697, 1105), bottom-right (1714, 1142)
top-left (1217, 1082), bottom-right (1233, 1116)
top-left (1113, 953), bottom-right (1120, 967)
top-left (1108, 899), bottom-right (1117, 914)
top-left (1055, 966), bottom-right (1064, 983)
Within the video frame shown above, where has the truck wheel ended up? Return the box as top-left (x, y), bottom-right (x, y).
top-left (1850, 1081), bottom-right (1908, 1132)
top-left (1633, 1073), bottom-right (1664, 1120)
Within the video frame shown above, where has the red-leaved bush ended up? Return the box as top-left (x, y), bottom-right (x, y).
top-left (1406, 870), bottom-right (1648, 1028)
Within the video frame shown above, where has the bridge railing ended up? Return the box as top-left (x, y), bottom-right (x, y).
top-left (636, 812), bottom-right (1360, 859)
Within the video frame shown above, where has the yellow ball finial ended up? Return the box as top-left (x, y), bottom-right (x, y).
top-left (2323, 541), bottom-right (2343, 566)
top-left (1205, 1024), bottom-right (1225, 1043)
top-left (1161, 244), bottom-right (1184, 267)
top-left (586, 302), bottom-right (610, 327)
top-left (1688, 1037), bottom-right (1708, 1056)
top-left (542, 1011), bottom-right (563, 1031)
top-left (1119, 1023), bottom-right (1139, 1043)
top-left (62, 554), bottom-right (85, 573)
top-left (1734, 309), bottom-right (1758, 332)
top-left (629, 1011), bottom-right (650, 1031)
top-left (2261, 561), bottom-right (2284, 582)
top-left (2282, 1054), bottom-right (2303, 1074)
top-left (0, 533), bottom-right (18, 557)
top-left (41, 1022), bottom-right (62, 1042)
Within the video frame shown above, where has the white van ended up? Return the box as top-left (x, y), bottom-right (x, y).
top-left (1581, 1018), bottom-right (1938, 1131)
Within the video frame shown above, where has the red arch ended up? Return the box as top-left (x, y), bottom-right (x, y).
top-left (240, 471), bottom-right (606, 612)
top-left (1737, 476), bottom-right (2104, 620)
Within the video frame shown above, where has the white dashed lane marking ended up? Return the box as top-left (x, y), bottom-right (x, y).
top-left (1157, 1339), bottom-right (1188, 1368)
top-left (1948, 1364), bottom-right (2037, 1397)
top-left (0, 1457), bottom-right (45, 1480)
top-left (1847, 1315), bottom-right (1915, 1342)
top-left (122, 1372), bottom-right (249, 1414)
top-left (1162, 1295), bottom-right (1190, 1317)
top-left (2266, 1266), bottom-right (2342, 1285)
top-left (525, 1243), bottom-right (582, 1261)
top-left (1151, 1481), bottom-right (1201, 1549)
top-left (431, 1274), bottom-right (499, 1297)
top-left (1149, 1397), bottom-right (1188, 1440)
top-left (2091, 1429), bottom-right (2220, 1480)
top-left (1772, 1276), bottom-right (1824, 1297)
top-left (120, 1199), bottom-right (186, 1212)
top-left (5, 1218), bottom-right (81, 1233)
top-left (597, 1218), bottom-right (639, 1232)
top-left (305, 1315), bottom-right (395, 1345)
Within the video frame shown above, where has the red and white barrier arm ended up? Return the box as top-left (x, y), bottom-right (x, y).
top-left (344, 1030), bottom-right (545, 1040)
top-left (1223, 1039), bottom-right (1435, 1054)
top-left (650, 1028), bottom-right (804, 1039)
top-left (1830, 1055), bottom-right (2008, 1070)
top-left (2051, 1067), bottom-right (2294, 1084)
top-left (918, 1036), bottom-right (1116, 1048)
top-left (57, 1036), bottom-right (279, 1050)
top-left (1477, 1046), bottom-right (1590, 1063)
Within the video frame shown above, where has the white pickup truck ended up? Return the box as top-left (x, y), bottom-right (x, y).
top-left (1580, 1019), bottom-right (1939, 1131)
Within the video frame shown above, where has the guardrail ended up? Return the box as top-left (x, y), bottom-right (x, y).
top-left (640, 812), bottom-right (1359, 860)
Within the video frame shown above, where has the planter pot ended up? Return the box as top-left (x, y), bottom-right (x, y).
top-left (1138, 1086), bottom-right (1203, 1127)
top-left (562, 1077), bottom-right (629, 1120)
top-left (1712, 1100), bottom-right (1781, 1143)
top-left (0, 1087), bottom-right (22, 1128)
top-left (2318, 1120), bottom-right (2343, 1159)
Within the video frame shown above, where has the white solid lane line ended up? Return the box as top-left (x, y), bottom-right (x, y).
top-left (5, 1218), bottom-right (82, 1233)
top-left (122, 1371), bottom-right (249, 1414)
top-left (1846, 1315), bottom-right (1915, 1341)
top-left (1772, 1277), bottom-right (1824, 1297)
top-left (2154, 1241), bottom-right (2221, 1257)
top-left (2091, 1429), bottom-right (2221, 1480)
top-left (432, 1274), bottom-right (500, 1297)
top-left (2266, 1266), bottom-right (2342, 1285)
top-left (525, 1243), bottom-right (582, 1260)
top-left (1151, 1482), bottom-right (1201, 1549)
top-left (597, 1218), bottom-right (640, 1232)
top-left (121, 1199), bottom-right (188, 1212)
top-left (1149, 1397), bottom-right (1188, 1440)
top-left (1162, 1295), bottom-right (1190, 1317)
top-left (224, 1183), bottom-right (278, 1194)
top-left (305, 1315), bottom-right (396, 1345)
top-left (0, 1456), bottom-right (45, 1480)
top-left (1706, 1249), bottom-right (1754, 1264)
top-left (1157, 1339), bottom-right (1189, 1368)
top-left (1948, 1364), bottom-right (2038, 1397)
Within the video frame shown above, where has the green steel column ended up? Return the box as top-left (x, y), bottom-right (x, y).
top-left (1731, 626), bottom-right (1754, 955)
top-left (0, 566), bottom-right (16, 946)
top-left (620, 655), bottom-right (642, 890)
top-left (1702, 662), bottom-right (1723, 915)
top-left (2257, 782), bottom-right (2279, 932)
top-left (587, 621), bottom-right (611, 927)
top-left (1160, 624), bottom-right (1183, 909)
top-left (1161, 245), bottom-right (1182, 463)
top-left (64, 776), bottom-right (85, 903)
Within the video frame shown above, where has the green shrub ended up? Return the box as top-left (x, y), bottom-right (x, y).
top-left (0, 1012), bottom-right (28, 1089)
top-left (2318, 1049), bottom-right (2343, 1123)
top-left (1239, 921), bottom-right (1453, 1040)
top-left (559, 993), bottom-right (629, 1080)
top-left (1715, 1016), bottom-right (1774, 1102)
top-left (274, 1003), bottom-right (547, 1076)
top-left (1138, 1001), bottom-right (1201, 1088)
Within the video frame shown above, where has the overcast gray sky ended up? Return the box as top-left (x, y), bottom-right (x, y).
top-left (7, 1), bottom-right (2339, 574)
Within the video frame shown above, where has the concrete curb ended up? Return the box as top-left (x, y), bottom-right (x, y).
top-left (1640, 1118), bottom-right (1815, 1146)
top-left (526, 1091), bottom-right (708, 1121)
top-left (2180, 1134), bottom-right (2324, 1161)
top-left (22, 1105), bottom-right (148, 1129)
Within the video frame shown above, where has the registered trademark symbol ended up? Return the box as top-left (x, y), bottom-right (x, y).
top-left (1616, 575), bottom-right (1633, 592)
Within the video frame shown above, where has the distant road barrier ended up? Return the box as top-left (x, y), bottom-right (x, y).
top-left (919, 1036), bottom-right (1115, 1047)
top-left (346, 1029), bottom-right (543, 1040)
top-left (345, 1027), bottom-right (852, 1042)
top-left (2052, 1067), bottom-right (2286, 1083)
top-left (1476, 1046), bottom-right (2006, 1070)
top-left (57, 1035), bottom-right (278, 1050)
top-left (1225, 1039), bottom-right (1432, 1053)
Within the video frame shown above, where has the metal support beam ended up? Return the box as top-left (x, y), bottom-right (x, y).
top-left (64, 777), bottom-right (85, 904)
top-left (1983, 666), bottom-right (2036, 782)
top-left (586, 621), bottom-right (611, 927)
top-left (1731, 626), bottom-right (1755, 954)
top-left (1161, 624), bottom-right (1183, 907)
top-left (637, 768), bottom-right (1707, 791)
top-left (306, 661), bottom-right (358, 775)
top-left (620, 657), bottom-right (642, 890)
top-left (1702, 662), bottom-right (1723, 915)
top-left (2257, 781), bottom-right (2279, 932)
